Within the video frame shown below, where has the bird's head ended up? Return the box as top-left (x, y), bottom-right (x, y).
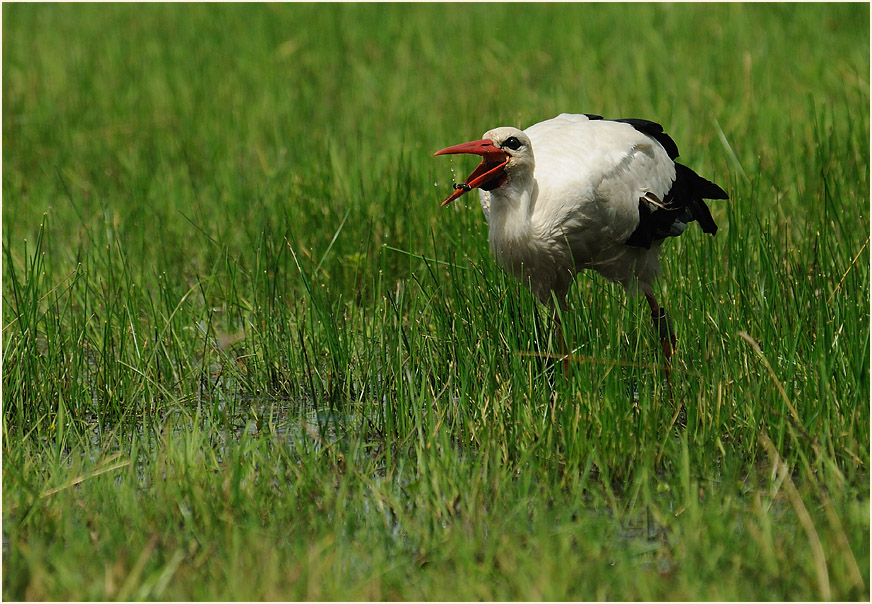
top-left (434, 127), bottom-right (534, 206)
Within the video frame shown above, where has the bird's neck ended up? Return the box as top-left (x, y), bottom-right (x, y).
top-left (486, 177), bottom-right (544, 275)
top-left (488, 177), bottom-right (536, 241)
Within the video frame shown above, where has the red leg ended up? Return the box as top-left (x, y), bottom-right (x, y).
top-left (555, 310), bottom-right (570, 376)
top-left (645, 294), bottom-right (676, 382)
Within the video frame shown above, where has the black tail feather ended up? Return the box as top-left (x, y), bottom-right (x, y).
top-left (676, 163), bottom-right (727, 235)
top-left (625, 162), bottom-right (728, 248)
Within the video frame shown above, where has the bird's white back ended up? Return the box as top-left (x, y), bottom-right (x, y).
top-left (524, 113), bottom-right (676, 243)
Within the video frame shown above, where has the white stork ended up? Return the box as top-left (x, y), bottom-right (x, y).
top-left (435, 113), bottom-right (727, 372)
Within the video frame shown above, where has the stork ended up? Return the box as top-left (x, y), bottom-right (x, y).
top-left (435, 113), bottom-right (727, 375)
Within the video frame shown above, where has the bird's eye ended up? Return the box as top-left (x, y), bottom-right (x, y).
top-left (501, 136), bottom-right (522, 151)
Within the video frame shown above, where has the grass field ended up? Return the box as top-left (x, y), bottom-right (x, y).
top-left (2, 3), bottom-right (869, 600)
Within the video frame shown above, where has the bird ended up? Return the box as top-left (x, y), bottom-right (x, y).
top-left (434, 113), bottom-right (727, 375)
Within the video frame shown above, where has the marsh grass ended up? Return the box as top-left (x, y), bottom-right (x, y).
top-left (3, 3), bottom-right (869, 600)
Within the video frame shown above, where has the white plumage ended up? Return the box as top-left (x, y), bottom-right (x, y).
top-left (435, 113), bottom-right (727, 366)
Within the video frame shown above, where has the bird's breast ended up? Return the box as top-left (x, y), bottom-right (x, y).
top-left (488, 221), bottom-right (572, 301)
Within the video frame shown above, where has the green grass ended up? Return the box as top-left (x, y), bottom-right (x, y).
top-left (3, 3), bottom-right (869, 600)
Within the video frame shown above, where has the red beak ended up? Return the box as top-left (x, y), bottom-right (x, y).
top-left (434, 139), bottom-right (509, 206)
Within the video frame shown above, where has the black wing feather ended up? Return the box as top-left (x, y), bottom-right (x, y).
top-left (624, 162), bottom-right (728, 249)
top-left (582, 113), bottom-right (727, 249)
top-left (613, 118), bottom-right (681, 160)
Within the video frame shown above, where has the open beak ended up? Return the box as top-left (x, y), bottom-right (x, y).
top-left (434, 139), bottom-right (509, 206)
